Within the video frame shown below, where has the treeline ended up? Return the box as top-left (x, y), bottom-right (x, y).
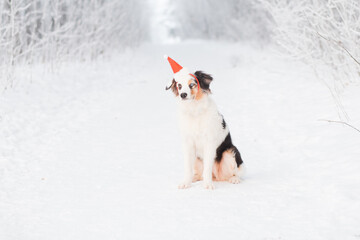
top-left (0, 0), bottom-right (148, 68)
top-left (172, 0), bottom-right (271, 42)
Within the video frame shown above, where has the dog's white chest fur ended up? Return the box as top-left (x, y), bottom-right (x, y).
top-left (178, 95), bottom-right (228, 160)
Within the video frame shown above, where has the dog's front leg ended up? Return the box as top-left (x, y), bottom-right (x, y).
top-left (178, 141), bottom-right (195, 189)
top-left (203, 147), bottom-right (215, 189)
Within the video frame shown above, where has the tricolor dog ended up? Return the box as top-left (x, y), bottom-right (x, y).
top-left (165, 55), bottom-right (244, 189)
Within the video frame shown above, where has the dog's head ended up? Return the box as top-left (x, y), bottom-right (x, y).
top-left (166, 71), bottom-right (213, 100)
top-left (164, 55), bottom-right (213, 101)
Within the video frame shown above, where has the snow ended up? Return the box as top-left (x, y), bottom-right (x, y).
top-left (1, 41), bottom-right (360, 240)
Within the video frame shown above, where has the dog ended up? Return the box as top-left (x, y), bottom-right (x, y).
top-left (165, 55), bottom-right (244, 189)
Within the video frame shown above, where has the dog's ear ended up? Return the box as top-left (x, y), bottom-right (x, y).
top-left (194, 71), bottom-right (213, 92)
top-left (165, 79), bottom-right (178, 96)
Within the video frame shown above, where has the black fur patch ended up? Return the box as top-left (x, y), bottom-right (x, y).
top-left (222, 117), bottom-right (226, 129)
top-left (194, 71), bottom-right (213, 91)
top-left (215, 133), bottom-right (243, 167)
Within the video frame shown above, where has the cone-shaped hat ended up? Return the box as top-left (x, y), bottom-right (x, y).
top-left (164, 55), bottom-right (183, 74)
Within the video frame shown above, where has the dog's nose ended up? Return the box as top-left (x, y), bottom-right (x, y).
top-left (180, 93), bottom-right (187, 99)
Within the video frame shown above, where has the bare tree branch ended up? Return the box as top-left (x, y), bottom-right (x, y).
top-left (319, 119), bottom-right (360, 133)
top-left (316, 31), bottom-right (360, 66)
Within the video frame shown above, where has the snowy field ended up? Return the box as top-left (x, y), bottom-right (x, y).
top-left (1, 41), bottom-right (360, 239)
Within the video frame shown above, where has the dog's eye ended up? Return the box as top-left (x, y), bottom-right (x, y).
top-left (178, 84), bottom-right (182, 90)
top-left (189, 83), bottom-right (196, 89)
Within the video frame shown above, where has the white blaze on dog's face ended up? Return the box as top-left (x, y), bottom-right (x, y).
top-left (166, 68), bottom-right (213, 101)
top-left (176, 77), bottom-right (198, 100)
top-left (174, 68), bottom-right (193, 100)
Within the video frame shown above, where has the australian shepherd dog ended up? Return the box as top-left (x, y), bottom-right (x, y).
top-left (165, 55), bottom-right (244, 189)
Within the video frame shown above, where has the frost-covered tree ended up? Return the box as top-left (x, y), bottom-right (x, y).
top-left (0, 0), bottom-right (149, 88)
top-left (172, 0), bottom-right (272, 43)
top-left (261, 0), bottom-right (360, 119)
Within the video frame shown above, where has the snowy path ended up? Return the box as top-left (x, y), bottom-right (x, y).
top-left (1, 42), bottom-right (360, 240)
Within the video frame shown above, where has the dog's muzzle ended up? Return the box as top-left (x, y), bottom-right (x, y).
top-left (180, 93), bottom-right (187, 99)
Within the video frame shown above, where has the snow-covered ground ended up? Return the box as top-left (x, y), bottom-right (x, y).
top-left (1, 41), bottom-right (360, 240)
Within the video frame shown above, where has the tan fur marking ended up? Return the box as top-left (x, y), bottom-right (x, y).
top-left (195, 88), bottom-right (203, 100)
top-left (170, 79), bottom-right (178, 96)
top-left (213, 150), bottom-right (237, 181)
top-left (193, 157), bottom-right (203, 182)
top-left (183, 79), bottom-right (204, 100)
top-left (194, 150), bottom-right (239, 182)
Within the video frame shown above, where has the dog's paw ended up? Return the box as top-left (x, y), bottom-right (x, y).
top-left (228, 176), bottom-right (240, 184)
top-left (178, 182), bottom-right (191, 189)
top-left (203, 181), bottom-right (215, 190)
